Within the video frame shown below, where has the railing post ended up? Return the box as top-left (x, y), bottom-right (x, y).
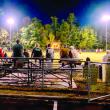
top-left (53, 100), bottom-right (58, 110)
top-left (27, 58), bottom-right (30, 85)
top-left (30, 58), bottom-right (33, 82)
top-left (87, 61), bottom-right (91, 102)
top-left (41, 58), bottom-right (44, 89)
top-left (70, 64), bottom-right (73, 88)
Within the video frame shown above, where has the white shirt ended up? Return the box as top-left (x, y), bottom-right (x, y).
top-left (103, 54), bottom-right (110, 62)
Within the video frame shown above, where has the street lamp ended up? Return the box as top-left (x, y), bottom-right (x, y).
top-left (102, 15), bottom-right (110, 51)
top-left (7, 17), bottom-right (14, 41)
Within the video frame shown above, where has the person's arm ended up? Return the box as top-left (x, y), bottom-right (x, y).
top-left (46, 48), bottom-right (48, 58)
top-left (31, 49), bottom-right (34, 57)
top-left (60, 49), bottom-right (62, 58)
top-left (27, 52), bottom-right (30, 57)
top-left (12, 45), bottom-right (15, 51)
top-left (52, 49), bottom-right (54, 58)
top-left (40, 49), bottom-right (43, 57)
top-left (20, 44), bottom-right (23, 55)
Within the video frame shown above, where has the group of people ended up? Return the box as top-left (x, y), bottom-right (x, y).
top-left (60, 45), bottom-right (80, 67)
top-left (60, 45), bottom-right (79, 59)
top-left (12, 39), bottom-right (79, 58)
top-left (12, 40), bottom-right (54, 59)
top-left (12, 40), bottom-right (55, 68)
top-left (10, 40), bottom-right (54, 67)
top-left (0, 39), bottom-right (80, 67)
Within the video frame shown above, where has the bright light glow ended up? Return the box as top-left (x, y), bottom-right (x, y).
top-left (7, 17), bottom-right (14, 25)
top-left (102, 15), bottom-right (110, 22)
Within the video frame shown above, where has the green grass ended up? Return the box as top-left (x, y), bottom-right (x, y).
top-left (80, 52), bottom-right (106, 62)
top-left (7, 51), bottom-right (106, 62)
top-left (53, 51), bottom-right (106, 62)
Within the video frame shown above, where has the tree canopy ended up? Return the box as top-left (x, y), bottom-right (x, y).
top-left (13, 13), bottom-right (98, 49)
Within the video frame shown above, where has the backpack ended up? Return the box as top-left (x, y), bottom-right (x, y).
top-left (33, 48), bottom-right (42, 57)
top-left (46, 48), bottom-right (52, 58)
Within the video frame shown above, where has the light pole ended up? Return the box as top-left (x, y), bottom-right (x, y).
top-left (102, 15), bottom-right (110, 51)
top-left (7, 17), bottom-right (14, 41)
top-left (105, 22), bottom-right (108, 51)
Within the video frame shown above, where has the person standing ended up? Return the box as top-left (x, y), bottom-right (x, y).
top-left (31, 43), bottom-right (42, 67)
top-left (12, 39), bottom-right (23, 57)
top-left (60, 45), bottom-right (69, 67)
top-left (0, 48), bottom-right (4, 58)
top-left (46, 44), bottom-right (54, 68)
top-left (12, 39), bottom-right (23, 67)
top-left (69, 46), bottom-right (80, 67)
top-left (23, 49), bottom-right (29, 58)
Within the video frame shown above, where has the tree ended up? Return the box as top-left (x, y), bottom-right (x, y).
top-left (59, 20), bottom-right (70, 45)
top-left (48, 32), bottom-right (55, 44)
top-left (51, 16), bottom-right (59, 39)
top-left (79, 26), bottom-right (97, 49)
top-left (0, 28), bottom-right (8, 45)
top-left (67, 13), bottom-right (76, 31)
top-left (68, 25), bottom-right (81, 47)
top-left (66, 13), bottom-right (79, 46)
top-left (13, 13), bottom-right (98, 50)
top-left (18, 18), bottom-right (43, 48)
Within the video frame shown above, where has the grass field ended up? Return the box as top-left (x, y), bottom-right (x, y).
top-left (79, 52), bottom-right (106, 62)
top-left (7, 51), bottom-right (106, 62)
top-left (54, 51), bottom-right (106, 62)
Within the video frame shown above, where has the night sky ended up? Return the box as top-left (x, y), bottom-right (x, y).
top-left (0, 0), bottom-right (110, 26)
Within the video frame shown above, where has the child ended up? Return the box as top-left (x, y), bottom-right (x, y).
top-left (23, 49), bottom-right (29, 57)
top-left (84, 57), bottom-right (91, 67)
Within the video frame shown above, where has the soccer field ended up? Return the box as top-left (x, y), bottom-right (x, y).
top-left (79, 52), bottom-right (106, 62)
top-left (53, 51), bottom-right (106, 62)
top-left (7, 51), bottom-right (106, 62)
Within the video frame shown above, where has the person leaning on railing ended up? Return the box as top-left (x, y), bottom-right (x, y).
top-left (31, 43), bottom-right (43, 67)
top-left (46, 44), bottom-right (54, 68)
top-left (60, 45), bottom-right (69, 67)
top-left (68, 46), bottom-right (80, 67)
top-left (12, 39), bottom-right (24, 68)
top-left (12, 39), bottom-right (23, 58)
top-left (23, 49), bottom-right (29, 58)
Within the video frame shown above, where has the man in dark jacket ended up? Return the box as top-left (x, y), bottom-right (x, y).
top-left (31, 43), bottom-right (42, 67)
top-left (12, 39), bottom-right (23, 67)
top-left (12, 39), bottom-right (23, 57)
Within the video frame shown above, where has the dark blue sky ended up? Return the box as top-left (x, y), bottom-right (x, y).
top-left (0, 0), bottom-right (110, 26)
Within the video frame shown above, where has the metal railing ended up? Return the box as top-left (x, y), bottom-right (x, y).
top-left (86, 61), bottom-right (110, 102)
top-left (0, 57), bottom-right (110, 102)
top-left (0, 57), bottom-right (83, 88)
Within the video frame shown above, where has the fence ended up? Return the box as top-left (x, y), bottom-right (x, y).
top-left (0, 57), bottom-right (110, 102)
top-left (0, 57), bottom-right (83, 88)
top-left (86, 61), bottom-right (110, 103)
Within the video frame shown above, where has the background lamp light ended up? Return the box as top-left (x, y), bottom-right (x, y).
top-left (7, 17), bottom-right (14, 25)
top-left (101, 14), bottom-right (110, 51)
top-left (102, 15), bottom-right (110, 22)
